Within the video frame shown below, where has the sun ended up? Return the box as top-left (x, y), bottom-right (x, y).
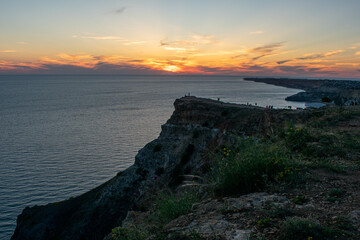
top-left (162, 65), bottom-right (181, 72)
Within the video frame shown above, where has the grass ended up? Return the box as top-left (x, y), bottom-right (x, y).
top-left (107, 190), bottom-right (199, 240)
top-left (109, 226), bottom-right (148, 240)
top-left (155, 191), bottom-right (199, 223)
top-left (327, 188), bottom-right (346, 203)
top-left (108, 106), bottom-right (360, 240)
top-left (291, 196), bottom-right (308, 205)
top-left (211, 138), bottom-right (300, 196)
top-left (280, 217), bottom-right (340, 240)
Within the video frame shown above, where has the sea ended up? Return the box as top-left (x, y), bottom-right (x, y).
top-left (0, 75), bottom-right (305, 239)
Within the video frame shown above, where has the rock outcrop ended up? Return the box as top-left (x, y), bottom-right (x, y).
top-left (12, 97), bottom-right (307, 240)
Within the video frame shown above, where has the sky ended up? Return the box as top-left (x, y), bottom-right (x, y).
top-left (1, 0), bottom-right (360, 78)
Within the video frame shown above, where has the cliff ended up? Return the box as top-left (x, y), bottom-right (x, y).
top-left (12, 97), bottom-right (360, 240)
top-left (11, 97), bottom-right (306, 240)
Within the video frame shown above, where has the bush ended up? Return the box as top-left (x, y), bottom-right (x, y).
top-left (280, 217), bottom-right (339, 240)
top-left (211, 138), bottom-right (297, 196)
top-left (108, 226), bottom-right (148, 240)
top-left (322, 97), bottom-right (332, 103)
top-left (291, 196), bottom-right (308, 205)
top-left (329, 188), bottom-right (345, 198)
top-left (284, 126), bottom-right (315, 152)
top-left (156, 191), bottom-right (199, 223)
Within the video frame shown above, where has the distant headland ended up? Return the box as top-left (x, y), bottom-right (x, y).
top-left (244, 77), bottom-right (360, 106)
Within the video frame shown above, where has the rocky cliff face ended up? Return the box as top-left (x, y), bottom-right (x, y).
top-left (12, 97), bottom-right (307, 240)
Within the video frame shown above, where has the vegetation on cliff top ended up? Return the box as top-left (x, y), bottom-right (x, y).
top-left (106, 105), bottom-right (360, 240)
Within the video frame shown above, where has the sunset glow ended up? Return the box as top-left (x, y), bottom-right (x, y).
top-left (1, 0), bottom-right (360, 78)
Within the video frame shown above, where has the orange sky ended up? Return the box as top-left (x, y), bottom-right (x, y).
top-left (1, 0), bottom-right (360, 78)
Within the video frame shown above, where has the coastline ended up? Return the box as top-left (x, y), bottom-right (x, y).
top-left (11, 96), bottom-right (360, 240)
top-left (244, 77), bottom-right (360, 105)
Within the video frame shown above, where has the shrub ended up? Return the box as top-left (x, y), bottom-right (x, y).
top-left (322, 97), bottom-right (332, 103)
top-left (280, 217), bottom-right (339, 240)
top-left (156, 191), bottom-right (199, 223)
top-left (291, 196), bottom-right (308, 205)
top-left (284, 126), bottom-right (315, 152)
top-left (108, 225), bottom-right (148, 240)
top-left (211, 138), bottom-right (296, 196)
top-left (257, 217), bottom-right (272, 228)
top-left (329, 188), bottom-right (345, 198)
top-left (327, 188), bottom-right (346, 202)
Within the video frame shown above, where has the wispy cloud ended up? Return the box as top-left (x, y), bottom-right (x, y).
top-left (233, 42), bottom-right (285, 61)
top-left (277, 50), bottom-right (344, 64)
top-left (249, 30), bottom-right (264, 35)
top-left (249, 42), bottom-right (285, 54)
top-left (356, 52), bottom-right (360, 55)
top-left (163, 46), bottom-right (198, 53)
top-left (114, 7), bottom-right (126, 14)
top-left (0, 50), bottom-right (16, 53)
top-left (73, 35), bottom-right (126, 41)
top-left (73, 34), bottom-right (147, 46)
top-left (16, 42), bottom-right (27, 45)
top-left (123, 41), bottom-right (147, 46)
top-left (160, 34), bottom-right (218, 50)
top-left (0, 60), bottom-right (43, 71)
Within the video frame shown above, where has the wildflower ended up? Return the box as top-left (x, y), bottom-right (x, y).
top-left (133, 193), bottom-right (138, 197)
top-left (154, 175), bottom-right (158, 180)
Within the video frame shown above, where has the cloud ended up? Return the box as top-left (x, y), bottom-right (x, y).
top-left (0, 50), bottom-right (16, 53)
top-left (277, 60), bottom-right (291, 64)
top-left (233, 42), bottom-right (285, 61)
top-left (16, 42), bottom-right (27, 45)
top-left (276, 64), bottom-right (337, 76)
top-left (277, 50), bottom-right (344, 64)
top-left (0, 60), bottom-right (43, 72)
top-left (73, 35), bottom-right (147, 46)
top-left (249, 42), bottom-right (285, 54)
top-left (73, 35), bottom-right (126, 41)
top-left (196, 66), bottom-right (233, 73)
top-left (160, 34), bottom-right (218, 51)
top-left (162, 46), bottom-right (198, 53)
top-left (123, 41), bottom-right (147, 46)
top-left (114, 7), bottom-right (126, 14)
top-left (356, 52), bottom-right (360, 55)
top-left (249, 31), bottom-right (264, 35)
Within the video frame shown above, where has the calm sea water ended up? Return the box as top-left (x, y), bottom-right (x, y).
top-left (0, 75), bottom-right (304, 239)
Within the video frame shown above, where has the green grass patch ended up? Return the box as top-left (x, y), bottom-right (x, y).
top-left (291, 196), bottom-right (308, 205)
top-left (280, 217), bottom-right (341, 240)
top-left (108, 225), bottom-right (148, 240)
top-left (155, 191), bottom-right (199, 223)
top-left (210, 138), bottom-right (299, 196)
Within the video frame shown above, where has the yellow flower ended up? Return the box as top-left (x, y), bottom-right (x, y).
top-left (308, 237), bottom-right (313, 240)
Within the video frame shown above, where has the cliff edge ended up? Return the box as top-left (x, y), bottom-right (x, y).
top-left (12, 97), bottom-right (305, 240)
top-left (12, 96), bottom-right (360, 240)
